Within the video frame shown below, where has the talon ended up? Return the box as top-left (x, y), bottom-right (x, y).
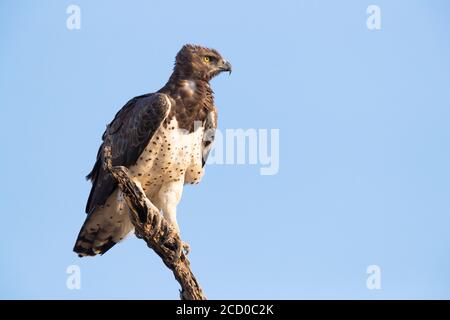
top-left (173, 243), bottom-right (183, 262)
top-left (167, 236), bottom-right (190, 263)
top-left (172, 240), bottom-right (189, 262)
top-left (182, 242), bottom-right (190, 255)
top-left (159, 227), bottom-right (181, 262)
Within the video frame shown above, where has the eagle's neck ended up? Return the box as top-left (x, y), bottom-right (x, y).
top-left (162, 71), bottom-right (210, 94)
top-left (159, 72), bottom-right (214, 132)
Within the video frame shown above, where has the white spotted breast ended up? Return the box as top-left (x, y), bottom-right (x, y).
top-left (128, 117), bottom-right (205, 197)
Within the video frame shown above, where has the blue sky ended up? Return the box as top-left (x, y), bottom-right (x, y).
top-left (1, 0), bottom-right (450, 299)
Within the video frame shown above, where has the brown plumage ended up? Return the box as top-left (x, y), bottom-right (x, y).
top-left (160, 44), bottom-right (227, 131)
top-left (74, 44), bottom-right (231, 257)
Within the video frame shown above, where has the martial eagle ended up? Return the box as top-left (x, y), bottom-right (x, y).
top-left (74, 44), bottom-right (232, 257)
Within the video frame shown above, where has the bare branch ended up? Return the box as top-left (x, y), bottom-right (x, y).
top-left (102, 127), bottom-right (206, 300)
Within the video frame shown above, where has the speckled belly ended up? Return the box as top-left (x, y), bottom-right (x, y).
top-left (128, 117), bottom-right (205, 199)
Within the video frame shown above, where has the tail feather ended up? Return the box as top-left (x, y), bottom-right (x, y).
top-left (73, 233), bottom-right (117, 257)
top-left (74, 190), bottom-right (134, 257)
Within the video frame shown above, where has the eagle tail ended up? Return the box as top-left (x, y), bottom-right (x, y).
top-left (73, 234), bottom-right (116, 257)
top-left (74, 190), bottom-right (134, 257)
top-left (73, 213), bottom-right (118, 257)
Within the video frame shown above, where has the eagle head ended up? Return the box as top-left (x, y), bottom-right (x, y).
top-left (174, 44), bottom-right (232, 81)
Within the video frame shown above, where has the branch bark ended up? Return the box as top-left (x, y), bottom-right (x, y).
top-left (102, 128), bottom-right (206, 300)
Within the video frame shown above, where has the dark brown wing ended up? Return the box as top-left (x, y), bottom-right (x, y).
top-left (85, 93), bottom-right (171, 214)
top-left (202, 107), bottom-right (217, 167)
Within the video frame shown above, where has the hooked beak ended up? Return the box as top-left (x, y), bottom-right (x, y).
top-left (219, 59), bottom-right (232, 75)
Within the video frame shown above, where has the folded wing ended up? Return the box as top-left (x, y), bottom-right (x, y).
top-left (85, 93), bottom-right (172, 214)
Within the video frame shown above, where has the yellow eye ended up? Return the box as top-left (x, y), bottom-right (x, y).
top-left (203, 56), bottom-right (210, 63)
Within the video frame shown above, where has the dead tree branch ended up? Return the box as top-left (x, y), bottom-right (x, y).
top-left (102, 127), bottom-right (206, 300)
